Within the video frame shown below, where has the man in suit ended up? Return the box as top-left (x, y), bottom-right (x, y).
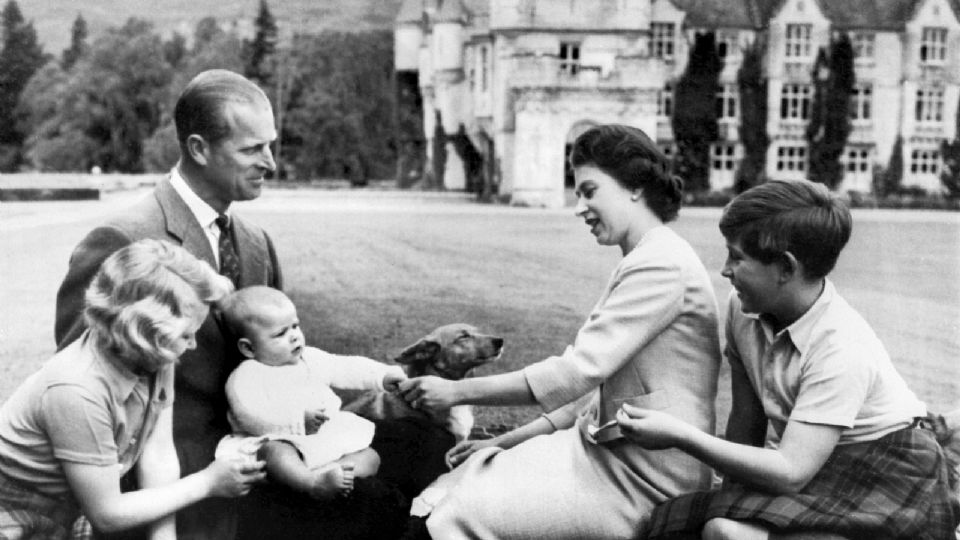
top-left (55, 69), bottom-right (283, 540)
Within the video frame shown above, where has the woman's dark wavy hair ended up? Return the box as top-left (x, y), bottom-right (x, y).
top-left (719, 179), bottom-right (852, 280)
top-left (569, 124), bottom-right (684, 222)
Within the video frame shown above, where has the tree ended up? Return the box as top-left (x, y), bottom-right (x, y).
top-left (735, 37), bottom-right (769, 193)
top-left (0, 0), bottom-right (47, 170)
top-left (61, 13), bottom-right (88, 70)
top-left (672, 32), bottom-right (722, 193)
top-left (806, 33), bottom-right (855, 190)
top-left (282, 30), bottom-right (396, 182)
top-left (940, 141), bottom-right (960, 199)
top-left (245, 0), bottom-right (278, 86)
top-left (875, 136), bottom-right (903, 197)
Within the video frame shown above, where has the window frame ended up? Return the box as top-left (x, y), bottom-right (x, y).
top-left (775, 144), bottom-right (807, 173)
top-left (559, 41), bottom-right (581, 76)
top-left (785, 23), bottom-right (813, 58)
top-left (651, 22), bottom-right (676, 60)
top-left (780, 83), bottom-right (812, 121)
top-left (920, 27), bottom-right (948, 64)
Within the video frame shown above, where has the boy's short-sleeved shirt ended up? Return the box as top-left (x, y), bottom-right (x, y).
top-left (0, 333), bottom-right (173, 497)
top-left (725, 280), bottom-right (926, 445)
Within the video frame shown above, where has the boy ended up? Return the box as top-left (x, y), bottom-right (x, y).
top-left (616, 180), bottom-right (959, 539)
top-left (215, 286), bottom-right (406, 499)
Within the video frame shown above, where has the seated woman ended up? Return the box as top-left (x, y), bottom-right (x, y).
top-left (0, 239), bottom-right (264, 540)
top-left (397, 124), bottom-right (723, 539)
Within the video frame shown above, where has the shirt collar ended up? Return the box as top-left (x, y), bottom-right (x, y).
top-left (170, 165), bottom-right (222, 228)
top-left (751, 279), bottom-right (835, 353)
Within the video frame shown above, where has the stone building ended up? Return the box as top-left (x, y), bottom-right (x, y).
top-left (395, 0), bottom-right (960, 207)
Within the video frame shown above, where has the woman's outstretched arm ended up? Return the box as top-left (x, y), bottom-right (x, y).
top-left (398, 369), bottom-right (535, 411)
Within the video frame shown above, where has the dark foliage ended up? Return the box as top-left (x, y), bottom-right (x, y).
top-left (61, 13), bottom-right (88, 71)
top-left (672, 31), bottom-right (722, 193)
top-left (244, 0), bottom-right (278, 86)
top-left (806, 33), bottom-right (854, 189)
top-left (875, 136), bottom-right (903, 197)
top-left (0, 0), bottom-right (47, 170)
top-left (734, 37), bottom-right (769, 193)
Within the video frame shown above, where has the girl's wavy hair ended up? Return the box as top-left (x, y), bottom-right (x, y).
top-left (84, 239), bottom-right (234, 369)
top-left (719, 179), bottom-right (852, 280)
top-left (569, 123), bottom-right (684, 222)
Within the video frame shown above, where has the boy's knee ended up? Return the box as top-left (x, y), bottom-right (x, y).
top-left (702, 518), bottom-right (768, 540)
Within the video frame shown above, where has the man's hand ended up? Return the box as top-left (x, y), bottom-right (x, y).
top-left (304, 408), bottom-right (329, 435)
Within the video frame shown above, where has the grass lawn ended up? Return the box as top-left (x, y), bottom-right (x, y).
top-left (2, 188), bottom-right (958, 435)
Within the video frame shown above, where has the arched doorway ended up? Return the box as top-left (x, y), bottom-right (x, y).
top-left (564, 120), bottom-right (598, 187)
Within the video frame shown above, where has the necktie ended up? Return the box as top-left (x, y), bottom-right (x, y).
top-left (215, 214), bottom-right (242, 287)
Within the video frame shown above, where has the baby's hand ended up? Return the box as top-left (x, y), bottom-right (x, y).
top-left (304, 408), bottom-right (329, 435)
top-left (382, 371), bottom-right (407, 393)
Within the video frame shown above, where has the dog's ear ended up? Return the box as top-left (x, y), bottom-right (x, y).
top-left (395, 339), bottom-right (441, 365)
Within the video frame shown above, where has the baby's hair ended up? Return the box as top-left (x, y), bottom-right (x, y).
top-left (84, 239), bottom-right (234, 369)
top-left (719, 179), bottom-right (852, 280)
top-left (219, 285), bottom-right (292, 340)
top-left (569, 123), bottom-right (684, 222)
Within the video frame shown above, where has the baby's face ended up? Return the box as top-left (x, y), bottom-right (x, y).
top-left (247, 299), bottom-right (305, 367)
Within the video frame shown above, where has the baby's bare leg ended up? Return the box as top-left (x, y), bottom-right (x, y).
top-left (336, 447), bottom-right (381, 478)
top-left (258, 440), bottom-right (350, 499)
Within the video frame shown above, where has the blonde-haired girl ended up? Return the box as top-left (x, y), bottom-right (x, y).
top-left (0, 239), bottom-right (265, 540)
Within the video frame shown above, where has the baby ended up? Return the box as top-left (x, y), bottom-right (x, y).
top-left (215, 286), bottom-right (405, 499)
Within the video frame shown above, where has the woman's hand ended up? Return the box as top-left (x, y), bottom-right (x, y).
top-left (202, 457), bottom-right (266, 498)
top-left (615, 403), bottom-right (691, 450)
top-left (445, 438), bottom-right (498, 469)
top-left (398, 376), bottom-right (460, 412)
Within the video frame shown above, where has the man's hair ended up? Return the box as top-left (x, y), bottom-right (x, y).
top-left (569, 123), bottom-right (684, 222)
top-left (219, 285), bottom-right (292, 340)
top-left (84, 239), bottom-right (234, 370)
top-left (719, 179), bottom-right (852, 280)
top-left (173, 69), bottom-right (269, 148)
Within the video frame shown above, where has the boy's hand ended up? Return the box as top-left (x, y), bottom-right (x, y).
top-left (616, 404), bottom-right (690, 450)
top-left (382, 371), bottom-right (407, 393)
top-left (304, 408), bottom-right (329, 435)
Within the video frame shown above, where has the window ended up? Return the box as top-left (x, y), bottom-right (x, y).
top-left (910, 148), bottom-right (940, 174)
top-left (652, 23), bottom-right (675, 59)
top-left (780, 84), bottom-right (812, 120)
top-left (657, 82), bottom-right (673, 117)
top-left (559, 42), bottom-right (580, 75)
top-left (717, 32), bottom-right (739, 61)
top-left (849, 84), bottom-right (872, 121)
top-left (920, 27), bottom-right (947, 64)
top-left (716, 84), bottom-right (739, 120)
top-left (776, 145), bottom-right (807, 172)
top-left (915, 86), bottom-right (944, 124)
top-left (851, 32), bottom-right (874, 60)
top-left (785, 24), bottom-right (812, 58)
top-left (843, 147), bottom-right (871, 173)
top-left (479, 46), bottom-right (489, 92)
top-left (711, 144), bottom-right (737, 171)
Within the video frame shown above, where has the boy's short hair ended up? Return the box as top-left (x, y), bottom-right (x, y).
top-left (219, 285), bottom-right (292, 339)
top-left (85, 239), bottom-right (233, 369)
top-left (719, 179), bottom-right (852, 280)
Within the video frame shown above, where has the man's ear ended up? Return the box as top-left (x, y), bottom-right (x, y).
top-left (778, 251), bottom-right (801, 283)
top-left (185, 134), bottom-right (210, 166)
top-left (237, 337), bottom-right (256, 359)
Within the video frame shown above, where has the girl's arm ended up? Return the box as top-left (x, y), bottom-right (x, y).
top-left (63, 452), bottom-right (265, 534)
top-left (136, 408), bottom-right (179, 540)
top-left (617, 404), bottom-right (842, 494)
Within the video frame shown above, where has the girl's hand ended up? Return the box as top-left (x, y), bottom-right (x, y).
top-left (397, 376), bottom-right (459, 412)
top-left (203, 457), bottom-right (266, 498)
top-left (615, 404), bottom-right (690, 450)
top-left (445, 438), bottom-right (497, 469)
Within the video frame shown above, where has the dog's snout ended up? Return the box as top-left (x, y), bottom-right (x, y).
top-left (493, 337), bottom-right (504, 349)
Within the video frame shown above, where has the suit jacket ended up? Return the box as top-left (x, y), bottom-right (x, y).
top-left (54, 177), bottom-right (282, 539)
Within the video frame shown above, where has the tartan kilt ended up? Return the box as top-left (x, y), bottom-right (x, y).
top-left (0, 471), bottom-right (79, 540)
top-left (643, 426), bottom-right (960, 540)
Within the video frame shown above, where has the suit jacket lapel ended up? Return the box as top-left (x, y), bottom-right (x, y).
top-left (155, 177), bottom-right (218, 269)
top-left (232, 216), bottom-right (268, 288)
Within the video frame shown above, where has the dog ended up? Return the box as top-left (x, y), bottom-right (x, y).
top-left (344, 323), bottom-right (504, 442)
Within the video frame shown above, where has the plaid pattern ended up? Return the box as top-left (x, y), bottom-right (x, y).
top-left (0, 472), bottom-right (78, 540)
top-left (643, 426), bottom-right (960, 540)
